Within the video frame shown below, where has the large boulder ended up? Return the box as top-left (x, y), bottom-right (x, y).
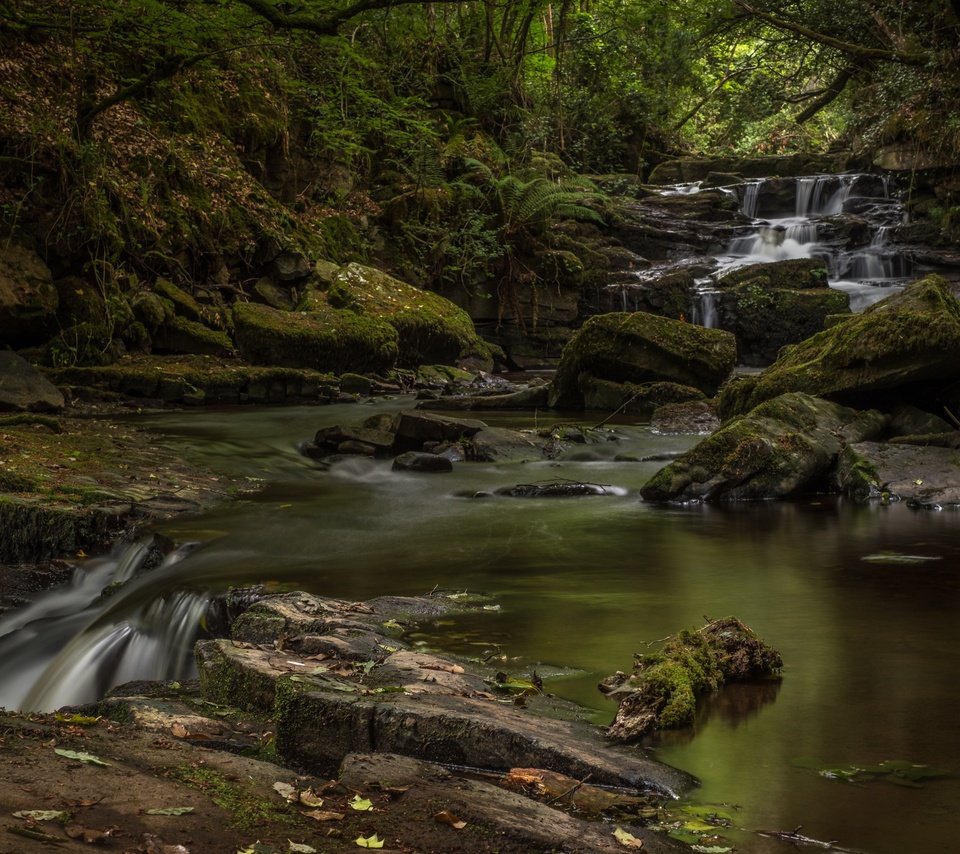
top-left (712, 259), bottom-right (849, 365)
top-left (647, 153), bottom-right (853, 184)
top-left (640, 392), bottom-right (887, 502)
top-left (717, 275), bottom-right (960, 419)
top-left (0, 244), bottom-right (59, 348)
top-left (549, 312), bottom-right (736, 409)
top-left (302, 263), bottom-right (491, 369)
top-left (233, 301), bottom-right (398, 374)
top-left (0, 351), bottom-right (64, 412)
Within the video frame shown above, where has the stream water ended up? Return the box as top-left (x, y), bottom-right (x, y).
top-left (1, 399), bottom-right (958, 853)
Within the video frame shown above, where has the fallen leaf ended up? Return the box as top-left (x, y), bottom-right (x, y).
top-left (433, 809), bottom-right (467, 829)
top-left (288, 843), bottom-right (317, 853)
top-left (298, 789), bottom-right (324, 808)
top-left (348, 794), bottom-right (374, 811)
top-left (146, 807), bottom-right (195, 816)
top-left (614, 826), bottom-right (644, 848)
top-left (273, 781), bottom-right (298, 802)
top-left (171, 722), bottom-right (189, 738)
top-left (64, 823), bottom-right (116, 843)
top-left (354, 834), bottom-right (385, 848)
top-left (302, 809), bottom-right (344, 822)
top-left (13, 809), bottom-right (70, 821)
top-left (54, 748), bottom-right (111, 766)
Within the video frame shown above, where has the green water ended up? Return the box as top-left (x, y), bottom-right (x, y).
top-left (139, 399), bottom-right (960, 854)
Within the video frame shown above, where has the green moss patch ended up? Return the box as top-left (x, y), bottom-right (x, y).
top-left (233, 301), bottom-right (399, 374)
top-left (605, 617), bottom-right (782, 741)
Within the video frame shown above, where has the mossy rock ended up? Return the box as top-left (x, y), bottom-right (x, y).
top-left (152, 316), bottom-right (234, 357)
top-left (301, 263), bottom-right (491, 369)
top-left (53, 276), bottom-right (107, 326)
top-left (154, 278), bottom-right (203, 322)
top-left (0, 243), bottom-right (59, 347)
top-left (45, 322), bottom-right (120, 367)
top-left (549, 311), bottom-right (736, 409)
top-left (233, 301), bottom-right (398, 374)
top-left (606, 617), bottom-right (783, 741)
top-left (131, 291), bottom-right (174, 331)
top-left (579, 376), bottom-right (704, 416)
top-left (716, 258), bottom-right (829, 291)
top-left (640, 392), bottom-right (887, 502)
top-left (717, 275), bottom-right (960, 419)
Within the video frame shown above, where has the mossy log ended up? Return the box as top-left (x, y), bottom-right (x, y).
top-left (604, 617), bottom-right (782, 742)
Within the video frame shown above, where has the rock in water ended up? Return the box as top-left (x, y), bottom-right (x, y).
top-left (549, 311), bottom-right (736, 409)
top-left (603, 617), bottom-right (782, 742)
top-left (0, 351), bottom-right (64, 412)
top-left (392, 451), bottom-right (453, 473)
top-left (640, 392), bottom-right (886, 502)
top-left (718, 275), bottom-right (960, 418)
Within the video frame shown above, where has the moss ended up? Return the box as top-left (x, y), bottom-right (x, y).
top-left (233, 301), bottom-right (399, 374)
top-left (551, 311), bottom-right (736, 408)
top-left (173, 766), bottom-right (294, 831)
top-left (153, 315), bottom-right (234, 357)
top-left (608, 617), bottom-right (782, 740)
top-left (718, 275), bottom-right (960, 418)
top-left (302, 263), bottom-right (491, 368)
top-left (0, 469), bottom-right (36, 493)
top-left (131, 291), bottom-right (173, 331)
top-left (154, 278), bottom-right (203, 321)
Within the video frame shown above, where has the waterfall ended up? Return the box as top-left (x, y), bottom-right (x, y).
top-left (691, 286), bottom-right (720, 329)
top-left (871, 225), bottom-right (891, 248)
top-left (0, 539), bottom-right (208, 711)
top-left (740, 181), bottom-right (762, 218)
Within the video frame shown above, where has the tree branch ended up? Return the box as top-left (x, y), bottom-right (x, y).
top-left (237, 0), bottom-right (463, 37)
top-left (795, 66), bottom-right (855, 123)
top-left (732, 0), bottom-right (929, 65)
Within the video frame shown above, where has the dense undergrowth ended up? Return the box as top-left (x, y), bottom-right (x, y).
top-left (0, 0), bottom-right (957, 368)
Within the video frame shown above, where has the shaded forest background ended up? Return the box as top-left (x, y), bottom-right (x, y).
top-left (1, 0), bottom-right (958, 365)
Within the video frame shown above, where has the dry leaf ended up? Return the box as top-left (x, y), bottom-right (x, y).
top-left (298, 789), bottom-right (324, 808)
top-left (433, 810), bottom-right (467, 829)
top-left (171, 722), bottom-right (189, 738)
top-left (273, 781), bottom-right (298, 802)
top-left (303, 809), bottom-right (345, 822)
top-left (613, 826), bottom-right (644, 849)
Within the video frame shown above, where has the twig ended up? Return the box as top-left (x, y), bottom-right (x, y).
top-left (943, 405), bottom-right (960, 430)
top-left (545, 772), bottom-right (592, 805)
top-left (592, 392), bottom-right (642, 429)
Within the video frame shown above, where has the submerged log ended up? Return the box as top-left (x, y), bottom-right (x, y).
top-left (603, 617), bottom-right (782, 742)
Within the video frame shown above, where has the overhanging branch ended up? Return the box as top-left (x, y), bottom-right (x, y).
top-left (732, 0), bottom-right (929, 65)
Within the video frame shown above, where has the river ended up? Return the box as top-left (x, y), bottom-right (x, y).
top-left (2, 398), bottom-right (955, 852)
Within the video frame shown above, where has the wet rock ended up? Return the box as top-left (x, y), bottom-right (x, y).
top-left (579, 377), bottom-right (705, 416)
top-left (494, 482), bottom-right (613, 498)
top-left (339, 753), bottom-right (683, 853)
top-left (549, 311), bottom-right (736, 409)
top-left (718, 276), bottom-right (960, 419)
top-left (712, 259), bottom-right (848, 366)
top-left (415, 383), bottom-right (550, 412)
top-left (392, 410), bottom-right (486, 450)
top-left (392, 451), bottom-right (453, 473)
top-left (0, 351), bottom-right (64, 412)
top-left (307, 424), bottom-right (396, 457)
top-left (650, 400), bottom-right (719, 435)
top-left (465, 427), bottom-right (545, 462)
top-left (648, 153), bottom-right (853, 184)
top-left (887, 404), bottom-right (952, 437)
top-left (640, 392), bottom-right (887, 502)
top-left (604, 617), bottom-right (782, 742)
top-left (0, 243), bottom-right (59, 348)
top-left (837, 441), bottom-right (960, 508)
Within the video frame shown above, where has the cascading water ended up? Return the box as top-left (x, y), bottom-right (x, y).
top-left (0, 539), bottom-right (208, 711)
top-left (722, 172), bottom-right (913, 312)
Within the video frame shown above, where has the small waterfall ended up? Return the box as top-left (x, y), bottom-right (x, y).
top-left (871, 225), bottom-right (891, 248)
top-left (740, 181), bottom-right (762, 218)
top-left (728, 224), bottom-right (812, 262)
top-left (691, 278), bottom-right (721, 329)
top-left (660, 181), bottom-right (703, 196)
top-left (0, 539), bottom-right (208, 711)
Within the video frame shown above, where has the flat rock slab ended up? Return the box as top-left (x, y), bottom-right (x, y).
top-left (196, 638), bottom-right (694, 798)
top-left (0, 350), bottom-right (64, 412)
top-left (340, 752), bottom-right (685, 853)
top-left (840, 441), bottom-right (960, 508)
